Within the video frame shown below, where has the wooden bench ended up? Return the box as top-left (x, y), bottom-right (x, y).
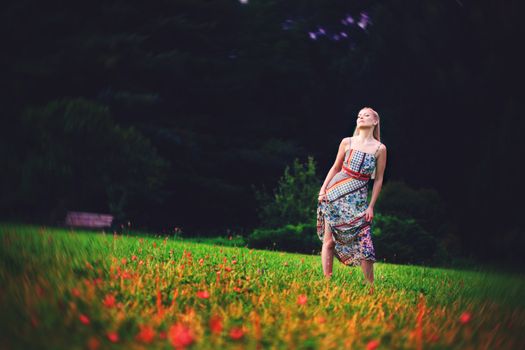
top-left (65, 211), bottom-right (114, 229)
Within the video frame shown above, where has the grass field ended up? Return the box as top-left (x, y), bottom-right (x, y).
top-left (1, 223), bottom-right (524, 350)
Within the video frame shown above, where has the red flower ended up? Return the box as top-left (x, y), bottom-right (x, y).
top-left (107, 331), bottom-right (119, 343)
top-left (103, 294), bottom-right (116, 308)
top-left (87, 337), bottom-right (100, 350)
top-left (229, 326), bottom-right (244, 340)
top-left (459, 311), bottom-right (471, 324)
top-left (169, 323), bottom-right (194, 349)
top-left (316, 316), bottom-right (326, 324)
top-left (427, 333), bottom-right (440, 343)
top-left (196, 290), bottom-right (210, 299)
top-left (132, 255), bottom-right (138, 261)
top-left (209, 315), bottom-right (223, 335)
top-left (153, 242), bottom-right (157, 248)
top-left (297, 294), bottom-right (308, 306)
top-left (121, 258), bottom-right (127, 265)
top-left (79, 314), bottom-right (90, 325)
top-left (136, 324), bottom-right (155, 344)
top-left (224, 266), bottom-right (232, 272)
top-left (199, 258), bottom-right (204, 266)
top-left (232, 260), bottom-right (237, 265)
top-left (71, 287), bottom-right (81, 297)
top-left (366, 339), bottom-right (380, 350)
top-left (233, 286), bottom-right (242, 293)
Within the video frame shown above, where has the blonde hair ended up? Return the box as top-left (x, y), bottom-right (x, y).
top-left (352, 107), bottom-right (381, 179)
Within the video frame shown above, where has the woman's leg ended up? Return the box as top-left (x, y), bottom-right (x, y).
top-left (360, 259), bottom-right (374, 285)
top-left (321, 220), bottom-right (335, 278)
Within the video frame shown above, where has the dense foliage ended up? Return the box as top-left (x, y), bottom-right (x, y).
top-left (1, 0), bottom-right (522, 265)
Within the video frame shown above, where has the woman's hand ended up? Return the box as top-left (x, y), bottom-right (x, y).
top-left (318, 191), bottom-right (327, 203)
top-left (364, 206), bottom-right (374, 222)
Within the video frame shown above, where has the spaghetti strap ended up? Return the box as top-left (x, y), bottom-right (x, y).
top-left (374, 142), bottom-right (382, 157)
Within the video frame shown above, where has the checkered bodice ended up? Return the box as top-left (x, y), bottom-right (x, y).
top-left (342, 148), bottom-right (377, 179)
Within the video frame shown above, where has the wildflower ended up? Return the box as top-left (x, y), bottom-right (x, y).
top-left (196, 290), bottom-right (210, 299)
top-left (169, 323), bottom-right (194, 349)
top-left (199, 258), bottom-right (204, 266)
top-left (459, 311), bottom-right (471, 324)
top-left (103, 294), bottom-right (116, 308)
top-left (316, 316), bottom-right (326, 324)
top-left (132, 255), bottom-right (137, 261)
top-left (234, 286), bottom-right (242, 293)
top-left (232, 260), bottom-right (237, 265)
top-left (30, 315), bottom-right (39, 328)
top-left (283, 262), bottom-right (289, 267)
top-left (71, 287), bottom-right (81, 297)
top-left (225, 266), bottom-right (232, 272)
top-left (427, 333), bottom-right (440, 343)
top-left (209, 315), bottom-right (223, 335)
top-left (87, 337), bottom-right (100, 350)
top-left (229, 326), bottom-right (244, 340)
top-left (297, 294), bottom-right (308, 306)
top-left (79, 314), bottom-right (90, 325)
top-left (121, 258), bottom-right (127, 265)
top-left (35, 285), bottom-right (45, 297)
top-left (136, 324), bottom-right (155, 344)
top-left (107, 331), bottom-right (119, 343)
top-left (366, 339), bottom-right (380, 350)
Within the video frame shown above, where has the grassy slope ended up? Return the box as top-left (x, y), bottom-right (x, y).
top-left (1, 223), bottom-right (524, 350)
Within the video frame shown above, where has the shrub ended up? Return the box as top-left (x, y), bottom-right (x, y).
top-left (373, 213), bottom-right (438, 265)
top-left (246, 223), bottom-right (320, 254)
top-left (374, 180), bottom-right (448, 238)
top-left (14, 98), bottom-right (169, 223)
top-left (252, 156), bottom-right (320, 229)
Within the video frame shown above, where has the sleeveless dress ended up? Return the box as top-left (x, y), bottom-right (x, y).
top-left (316, 139), bottom-right (382, 267)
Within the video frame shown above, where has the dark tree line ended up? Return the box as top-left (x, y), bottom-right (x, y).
top-left (1, 0), bottom-right (523, 265)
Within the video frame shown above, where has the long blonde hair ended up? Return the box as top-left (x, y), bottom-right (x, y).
top-left (352, 107), bottom-right (381, 179)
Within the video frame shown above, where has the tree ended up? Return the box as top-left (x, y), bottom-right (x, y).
top-left (9, 98), bottom-right (169, 224)
top-left (252, 156), bottom-right (320, 228)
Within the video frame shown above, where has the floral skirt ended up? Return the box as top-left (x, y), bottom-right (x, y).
top-left (317, 184), bottom-right (376, 266)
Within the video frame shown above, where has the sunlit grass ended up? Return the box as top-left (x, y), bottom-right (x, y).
top-left (1, 223), bottom-right (524, 349)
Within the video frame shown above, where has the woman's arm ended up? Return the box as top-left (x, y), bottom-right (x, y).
top-left (368, 144), bottom-right (387, 208)
top-left (319, 138), bottom-right (348, 195)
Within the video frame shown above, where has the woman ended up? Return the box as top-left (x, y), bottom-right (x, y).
top-left (317, 107), bottom-right (387, 288)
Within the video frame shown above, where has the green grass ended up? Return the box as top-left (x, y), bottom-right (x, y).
top-left (1, 222), bottom-right (524, 350)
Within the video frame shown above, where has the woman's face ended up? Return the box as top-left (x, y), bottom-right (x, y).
top-left (356, 109), bottom-right (376, 128)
